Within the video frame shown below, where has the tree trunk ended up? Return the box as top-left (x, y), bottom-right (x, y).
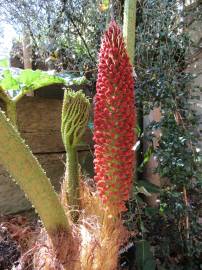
top-left (22, 31), bottom-right (32, 69)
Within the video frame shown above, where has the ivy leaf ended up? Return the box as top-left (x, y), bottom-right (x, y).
top-left (137, 180), bottom-right (160, 193)
top-left (136, 186), bottom-right (152, 197)
top-left (138, 146), bottom-right (153, 172)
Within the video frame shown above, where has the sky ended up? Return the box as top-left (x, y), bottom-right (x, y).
top-left (0, 23), bottom-right (17, 60)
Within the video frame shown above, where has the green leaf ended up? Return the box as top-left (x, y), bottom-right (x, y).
top-left (72, 76), bottom-right (88, 85)
top-left (0, 58), bottom-right (9, 68)
top-left (136, 124), bottom-right (142, 137)
top-left (101, 0), bottom-right (110, 11)
top-left (0, 70), bottom-right (20, 90)
top-left (138, 146), bottom-right (153, 172)
top-left (16, 69), bottom-right (64, 94)
top-left (17, 69), bottom-right (64, 90)
top-left (137, 180), bottom-right (160, 193)
top-left (143, 147), bottom-right (153, 164)
top-left (18, 69), bottom-right (42, 86)
top-left (136, 240), bottom-right (156, 270)
top-left (136, 186), bottom-right (152, 197)
top-left (30, 74), bottom-right (64, 91)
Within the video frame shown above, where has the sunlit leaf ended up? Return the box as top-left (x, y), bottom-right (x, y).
top-left (99, 0), bottom-right (109, 12)
top-left (0, 70), bottom-right (20, 90)
top-left (137, 180), bottom-right (160, 193)
top-left (136, 186), bottom-right (152, 197)
top-left (132, 140), bottom-right (140, 151)
top-left (0, 58), bottom-right (9, 68)
top-left (18, 69), bottom-right (41, 86)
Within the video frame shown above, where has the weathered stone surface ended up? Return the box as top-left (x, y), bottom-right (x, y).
top-left (0, 153), bottom-right (65, 214)
top-left (0, 149), bottom-right (93, 215)
top-left (17, 96), bottom-right (93, 153)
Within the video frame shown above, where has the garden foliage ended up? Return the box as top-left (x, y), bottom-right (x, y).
top-left (132, 1), bottom-right (202, 269)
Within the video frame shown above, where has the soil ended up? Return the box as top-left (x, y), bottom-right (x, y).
top-left (0, 212), bottom-right (38, 270)
top-left (0, 226), bottom-right (21, 269)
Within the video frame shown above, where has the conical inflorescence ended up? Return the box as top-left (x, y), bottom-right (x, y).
top-left (94, 21), bottom-right (136, 213)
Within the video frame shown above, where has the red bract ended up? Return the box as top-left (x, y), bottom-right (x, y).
top-left (94, 21), bottom-right (136, 213)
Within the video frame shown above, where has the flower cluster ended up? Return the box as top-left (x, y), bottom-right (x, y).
top-left (94, 21), bottom-right (136, 213)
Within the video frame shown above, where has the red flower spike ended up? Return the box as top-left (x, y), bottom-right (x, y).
top-left (94, 21), bottom-right (136, 214)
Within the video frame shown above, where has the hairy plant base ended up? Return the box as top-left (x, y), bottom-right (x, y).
top-left (79, 183), bottom-right (129, 270)
top-left (33, 228), bottom-right (81, 270)
top-left (80, 215), bottom-right (128, 270)
top-left (33, 183), bottom-right (128, 270)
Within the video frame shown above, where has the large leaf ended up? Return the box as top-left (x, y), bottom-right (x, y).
top-left (0, 70), bottom-right (20, 90)
top-left (30, 73), bottom-right (64, 91)
top-left (17, 69), bottom-right (64, 92)
top-left (136, 240), bottom-right (156, 270)
top-left (0, 58), bottom-right (9, 68)
top-left (18, 69), bottom-right (42, 86)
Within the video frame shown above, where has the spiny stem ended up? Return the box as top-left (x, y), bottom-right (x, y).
top-left (0, 110), bottom-right (69, 237)
top-left (0, 89), bottom-right (17, 126)
top-left (65, 146), bottom-right (80, 222)
top-left (6, 101), bottom-right (17, 126)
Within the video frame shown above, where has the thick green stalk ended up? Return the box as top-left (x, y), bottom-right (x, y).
top-left (6, 101), bottom-right (17, 126)
top-left (123, 0), bottom-right (137, 64)
top-left (0, 110), bottom-right (69, 236)
top-left (65, 147), bottom-right (80, 220)
top-left (0, 89), bottom-right (9, 106)
top-left (0, 89), bottom-right (17, 126)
